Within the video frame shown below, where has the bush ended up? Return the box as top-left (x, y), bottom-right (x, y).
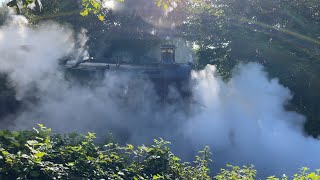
top-left (0, 125), bottom-right (319, 179)
top-left (0, 124), bottom-right (211, 179)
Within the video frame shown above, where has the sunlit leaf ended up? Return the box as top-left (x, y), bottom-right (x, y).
top-left (34, 151), bottom-right (45, 158)
top-left (80, 9), bottom-right (89, 16)
top-left (163, 3), bottom-right (169, 10)
top-left (98, 14), bottom-right (105, 21)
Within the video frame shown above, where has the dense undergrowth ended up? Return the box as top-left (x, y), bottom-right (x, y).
top-left (0, 125), bottom-right (319, 180)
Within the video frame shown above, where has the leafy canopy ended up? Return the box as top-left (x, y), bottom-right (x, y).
top-left (6, 0), bottom-right (178, 21)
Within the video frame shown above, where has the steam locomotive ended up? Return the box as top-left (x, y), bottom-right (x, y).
top-left (63, 45), bottom-right (193, 100)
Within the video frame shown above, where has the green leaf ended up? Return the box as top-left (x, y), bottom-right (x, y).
top-left (67, 162), bottom-right (75, 166)
top-left (92, 1), bottom-right (100, 9)
top-left (126, 144), bottom-right (134, 150)
top-left (153, 174), bottom-right (164, 179)
top-left (0, 130), bottom-right (4, 137)
top-left (80, 9), bottom-right (89, 16)
top-left (1, 151), bottom-right (9, 156)
top-left (163, 3), bottom-right (169, 10)
top-left (33, 127), bottom-right (39, 134)
top-left (156, 1), bottom-right (161, 7)
top-left (87, 132), bottom-right (96, 139)
top-left (34, 151), bottom-right (45, 158)
top-left (307, 172), bottom-right (320, 180)
top-left (98, 14), bottom-right (105, 21)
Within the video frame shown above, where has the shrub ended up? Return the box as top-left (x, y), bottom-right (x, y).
top-left (0, 124), bottom-right (211, 179)
top-left (0, 125), bottom-right (319, 179)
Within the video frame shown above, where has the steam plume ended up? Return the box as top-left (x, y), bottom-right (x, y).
top-left (186, 64), bottom-right (320, 176)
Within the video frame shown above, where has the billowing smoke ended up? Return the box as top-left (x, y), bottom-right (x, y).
top-left (0, 15), bottom-right (76, 100)
top-left (0, 14), bottom-right (319, 177)
top-left (186, 64), bottom-right (320, 176)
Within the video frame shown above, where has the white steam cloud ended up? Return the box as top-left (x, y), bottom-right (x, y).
top-left (0, 15), bottom-right (75, 100)
top-left (0, 15), bottom-right (319, 177)
top-left (186, 64), bottom-right (320, 176)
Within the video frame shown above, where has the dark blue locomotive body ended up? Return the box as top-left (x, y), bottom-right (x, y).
top-left (64, 45), bottom-right (193, 100)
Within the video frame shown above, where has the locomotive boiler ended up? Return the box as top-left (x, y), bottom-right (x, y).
top-left (63, 45), bottom-right (193, 101)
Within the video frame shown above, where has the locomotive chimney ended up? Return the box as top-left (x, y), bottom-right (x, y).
top-left (161, 45), bottom-right (176, 64)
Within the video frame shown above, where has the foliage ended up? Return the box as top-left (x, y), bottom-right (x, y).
top-left (6, 0), bottom-right (121, 21)
top-left (267, 167), bottom-right (320, 180)
top-left (80, 0), bottom-right (124, 21)
top-left (6, 0), bottom-right (43, 14)
top-left (1, 125), bottom-right (319, 179)
top-left (0, 124), bottom-right (212, 179)
top-left (215, 164), bottom-right (257, 180)
top-left (293, 167), bottom-right (320, 180)
top-left (153, 0), bottom-right (174, 10)
top-left (215, 164), bottom-right (320, 180)
top-left (6, 0), bottom-right (175, 21)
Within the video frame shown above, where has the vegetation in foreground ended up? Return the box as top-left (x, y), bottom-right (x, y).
top-left (0, 125), bottom-right (319, 179)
